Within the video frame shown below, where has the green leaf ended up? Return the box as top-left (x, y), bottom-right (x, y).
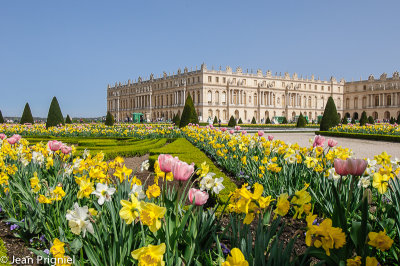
top-left (69, 238), bottom-right (83, 254)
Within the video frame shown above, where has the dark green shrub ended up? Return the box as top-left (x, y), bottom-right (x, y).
top-left (172, 114), bottom-right (180, 126)
top-left (0, 110), bottom-right (4, 123)
top-left (179, 94), bottom-right (198, 128)
top-left (228, 115), bottom-right (236, 127)
top-left (351, 118), bottom-right (356, 124)
top-left (20, 103), bottom-right (34, 124)
top-left (105, 111), bottom-right (114, 126)
top-left (296, 113), bottom-right (307, 128)
top-left (282, 117), bottom-right (288, 124)
top-left (390, 117), bottom-right (395, 124)
top-left (265, 117), bottom-right (271, 124)
top-left (238, 118), bottom-right (243, 124)
top-left (251, 117), bottom-right (257, 124)
top-left (368, 116), bottom-right (375, 124)
top-left (213, 116), bottom-right (218, 124)
top-left (46, 97), bottom-right (64, 128)
top-left (65, 115), bottom-right (72, 124)
top-left (359, 111), bottom-right (368, 126)
top-left (341, 117), bottom-right (348, 125)
top-left (397, 113), bottom-right (400, 124)
top-left (320, 96), bottom-right (340, 131)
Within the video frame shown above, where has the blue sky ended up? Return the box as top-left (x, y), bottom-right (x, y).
top-left (1, 0), bottom-right (399, 117)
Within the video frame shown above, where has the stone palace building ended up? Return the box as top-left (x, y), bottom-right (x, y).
top-left (106, 64), bottom-right (400, 123)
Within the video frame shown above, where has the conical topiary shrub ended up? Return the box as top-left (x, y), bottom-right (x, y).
top-left (105, 111), bottom-right (114, 126)
top-left (397, 113), bottom-right (400, 124)
top-left (351, 118), bottom-right (356, 124)
top-left (296, 113), bottom-right (307, 128)
top-left (265, 117), bottom-right (271, 124)
top-left (228, 115), bottom-right (236, 127)
top-left (213, 116), bottom-right (218, 124)
top-left (251, 117), bottom-right (257, 124)
top-left (341, 117), bottom-right (348, 125)
top-left (320, 96), bottom-right (340, 131)
top-left (359, 111), bottom-right (368, 126)
top-left (0, 110), bottom-right (4, 124)
top-left (179, 94), bottom-right (198, 128)
top-left (20, 103), bottom-right (34, 124)
top-left (46, 97), bottom-right (64, 128)
top-left (65, 115), bottom-right (72, 124)
top-left (238, 118), bottom-right (243, 124)
top-left (390, 117), bottom-right (395, 124)
top-left (282, 117), bottom-right (288, 124)
top-left (368, 116), bottom-right (375, 124)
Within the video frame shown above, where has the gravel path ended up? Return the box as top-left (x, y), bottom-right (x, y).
top-left (267, 132), bottom-right (400, 159)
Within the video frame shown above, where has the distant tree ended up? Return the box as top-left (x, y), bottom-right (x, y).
top-left (238, 118), bottom-right (243, 124)
top-left (251, 117), bottom-right (257, 124)
top-left (179, 94), bottom-right (198, 128)
top-left (282, 117), bottom-right (288, 124)
top-left (46, 97), bottom-right (64, 128)
top-left (359, 111), bottom-right (368, 126)
top-left (228, 115), bottom-right (236, 127)
top-left (296, 113), bottom-right (307, 128)
top-left (105, 111), bottom-right (114, 126)
top-left (0, 110), bottom-right (4, 123)
top-left (265, 117), bottom-right (271, 124)
top-left (368, 116), bottom-right (375, 124)
top-left (320, 96), bottom-right (340, 131)
top-left (20, 103), bottom-right (34, 124)
top-left (65, 115), bottom-right (72, 124)
top-left (213, 116), bottom-right (218, 124)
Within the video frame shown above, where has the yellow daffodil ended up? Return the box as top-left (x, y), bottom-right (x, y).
top-left (222, 248), bottom-right (249, 266)
top-left (131, 243), bottom-right (166, 266)
top-left (120, 194), bottom-right (140, 224)
top-left (139, 201), bottom-right (166, 233)
top-left (146, 184), bottom-right (161, 199)
top-left (368, 230), bottom-right (393, 251)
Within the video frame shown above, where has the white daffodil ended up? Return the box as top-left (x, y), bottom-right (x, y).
top-left (200, 173), bottom-right (216, 191)
top-left (212, 177), bottom-right (225, 194)
top-left (327, 167), bottom-right (340, 180)
top-left (130, 184), bottom-right (146, 200)
top-left (91, 183), bottom-right (116, 205)
top-left (83, 149), bottom-right (90, 159)
top-left (20, 157), bottom-right (29, 167)
top-left (32, 152), bottom-right (44, 165)
top-left (391, 158), bottom-right (399, 170)
top-left (285, 154), bottom-right (296, 164)
top-left (358, 176), bottom-right (370, 188)
top-left (140, 160), bottom-right (150, 172)
top-left (72, 158), bottom-right (82, 170)
top-left (66, 203), bottom-right (94, 237)
top-left (367, 159), bottom-right (377, 168)
top-left (63, 165), bottom-right (73, 177)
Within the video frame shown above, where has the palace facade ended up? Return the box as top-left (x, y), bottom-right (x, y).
top-left (344, 72), bottom-right (400, 121)
top-left (106, 64), bottom-right (400, 123)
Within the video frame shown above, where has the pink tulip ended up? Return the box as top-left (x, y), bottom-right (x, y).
top-left (229, 130), bottom-right (235, 134)
top-left (188, 188), bottom-right (209, 206)
top-left (346, 158), bottom-right (368, 176)
top-left (241, 130), bottom-right (247, 135)
top-left (334, 158), bottom-right (349, 176)
top-left (61, 145), bottom-right (72, 155)
top-left (0, 134), bottom-right (6, 140)
top-left (257, 130), bottom-right (264, 137)
top-left (235, 126), bottom-right (241, 131)
top-left (158, 154), bottom-right (178, 173)
top-left (327, 139), bottom-right (338, 147)
top-left (171, 160), bottom-right (194, 181)
top-left (47, 140), bottom-right (63, 151)
top-left (221, 127), bottom-right (227, 132)
top-left (268, 135), bottom-right (274, 141)
top-left (12, 134), bottom-right (21, 141)
top-left (313, 135), bottom-right (326, 147)
top-left (7, 137), bottom-right (18, 145)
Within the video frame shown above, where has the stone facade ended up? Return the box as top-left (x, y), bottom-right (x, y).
top-left (107, 64), bottom-right (345, 123)
top-left (344, 72), bottom-right (400, 121)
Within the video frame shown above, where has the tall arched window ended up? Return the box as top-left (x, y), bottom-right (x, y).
top-left (222, 91), bottom-right (226, 104)
top-left (207, 90), bottom-right (212, 103)
top-left (215, 91), bottom-right (220, 104)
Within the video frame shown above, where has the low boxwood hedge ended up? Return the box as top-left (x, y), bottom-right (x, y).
top-left (0, 238), bottom-right (9, 265)
top-left (317, 131), bottom-right (400, 143)
top-left (149, 138), bottom-right (237, 204)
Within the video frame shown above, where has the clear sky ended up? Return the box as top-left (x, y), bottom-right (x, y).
top-left (1, 0), bottom-right (399, 117)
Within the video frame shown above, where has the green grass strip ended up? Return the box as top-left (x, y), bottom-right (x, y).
top-left (0, 238), bottom-right (10, 265)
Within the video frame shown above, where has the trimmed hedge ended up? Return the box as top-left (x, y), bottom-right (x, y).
top-left (0, 238), bottom-right (9, 265)
top-left (317, 131), bottom-right (400, 143)
top-left (148, 138), bottom-right (237, 204)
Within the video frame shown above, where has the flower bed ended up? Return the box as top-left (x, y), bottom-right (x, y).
top-left (330, 123), bottom-right (400, 136)
top-left (0, 130), bottom-right (399, 264)
top-left (318, 131), bottom-right (400, 143)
